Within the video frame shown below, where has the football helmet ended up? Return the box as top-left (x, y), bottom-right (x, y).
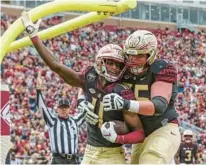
top-left (183, 129), bottom-right (193, 143)
top-left (124, 30), bottom-right (158, 75)
top-left (94, 44), bottom-right (126, 82)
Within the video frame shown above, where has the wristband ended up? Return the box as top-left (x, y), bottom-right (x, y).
top-left (128, 100), bottom-right (140, 113)
top-left (31, 35), bottom-right (39, 44)
top-left (115, 130), bottom-right (145, 144)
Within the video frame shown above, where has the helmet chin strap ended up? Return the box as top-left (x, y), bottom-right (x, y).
top-left (99, 64), bottom-right (107, 87)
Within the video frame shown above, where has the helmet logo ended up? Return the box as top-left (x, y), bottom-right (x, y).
top-left (128, 36), bottom-right (140, 48)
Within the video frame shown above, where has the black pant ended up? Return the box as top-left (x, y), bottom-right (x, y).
top-left (51, 155), bottom-right (78, 164)
top-left (5, 150), bottom-right (10, 164)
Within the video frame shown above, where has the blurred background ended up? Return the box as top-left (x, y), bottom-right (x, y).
top-left (1, 0), bottom-right (206, 164)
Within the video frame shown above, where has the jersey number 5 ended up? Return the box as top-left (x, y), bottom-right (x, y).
top-left (124, 83), bottom-right (149, 101)
top-left (134, 85), bottom-right (149, 100)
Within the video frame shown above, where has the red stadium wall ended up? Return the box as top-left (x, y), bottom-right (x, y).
top-left (0, 84), bottom-right (11, 164)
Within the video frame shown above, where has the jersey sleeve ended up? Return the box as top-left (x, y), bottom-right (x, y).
top-left (154, 63), bottom-right (177, 83)
top-left (120, 89), bottom-right (136, 100)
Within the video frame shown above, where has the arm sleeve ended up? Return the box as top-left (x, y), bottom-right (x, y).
top-left (116, 129), bottom-right (145, 144)
top-left (155, 64), bottom-right (177, 83)
top-left (36, 89), bottom-right (56, 127)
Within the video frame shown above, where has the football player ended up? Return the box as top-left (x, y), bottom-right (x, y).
top-left (102, 30), bottom-right (181, 164)
top-left (176, 130), bottom-right (199, 164)
top-left (21, 12), bottom-right (145, 164)
top-left (77, 44), bottom-right (145, 164)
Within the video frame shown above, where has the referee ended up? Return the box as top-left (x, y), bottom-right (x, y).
top-left (36, 72), bottom-right (86, 164)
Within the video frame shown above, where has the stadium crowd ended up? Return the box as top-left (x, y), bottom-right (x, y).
top-left (1, 13), bottom-right (206, 164)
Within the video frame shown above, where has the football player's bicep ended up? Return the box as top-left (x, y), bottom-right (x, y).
top-left (123, 111), bottom-right (143, 131)
top-left (57, 64), bottom-right (83, 87)
top-left (151, 81), bottom-right (172, 103)
top-left (151, 63), bottom-right (177, 102)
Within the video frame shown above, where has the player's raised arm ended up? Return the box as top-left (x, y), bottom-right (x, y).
top-left (21, 11), bottom-right (82, 87)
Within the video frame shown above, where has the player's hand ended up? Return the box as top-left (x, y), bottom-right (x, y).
top-left (101, 121), bottom-right (117, 143)
top-left (78, 101), bottom-right (99, 125)
top-left (103, 93), bottom-right (130, 111)
top-left (21, 11), bottom-right (41, 38)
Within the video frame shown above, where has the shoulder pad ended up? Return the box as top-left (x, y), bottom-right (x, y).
top-left (150, 59), bottom-right (168, 74)
top-left (82, 65), bottom-right (94, 74)
top-left (85, 66), bottom-right (97, 81)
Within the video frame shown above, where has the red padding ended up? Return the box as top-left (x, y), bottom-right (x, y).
top-left (116, 129), bottom-right (145, 144)
top-left (31, 35), bottom-right (39, 44)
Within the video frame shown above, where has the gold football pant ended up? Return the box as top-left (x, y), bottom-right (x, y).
top-left (130, 123), bottom-right (181, 164)
top-left (81, 144), bottom-right (126, 164)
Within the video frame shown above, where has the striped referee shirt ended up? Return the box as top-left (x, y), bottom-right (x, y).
top-left (37, 90), bottom-right (86, 154)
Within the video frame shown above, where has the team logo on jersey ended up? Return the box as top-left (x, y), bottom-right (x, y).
top-left (87, 73), bottom-right (96, 82)
top-left (161, 118), bottom-right (168, 126)
top-left (89, 88), bottom-right (96, 94)
top-left (140, 77), bottom-right (146, 81)
top-left (124, 75), bottom-right (130, 79)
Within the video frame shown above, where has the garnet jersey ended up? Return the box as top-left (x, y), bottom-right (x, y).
top-left (80, 66), bottom-right (135, 147)
top-left (122, 59), bottom-right (178, 136)
top-left (179, 143), bottom-right (198, 164)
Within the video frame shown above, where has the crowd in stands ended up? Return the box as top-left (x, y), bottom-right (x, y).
top-left (1, 12), bottom-right (206, 164)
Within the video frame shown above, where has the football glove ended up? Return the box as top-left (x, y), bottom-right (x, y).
top-left (102, 93), bottom-right (130, 111)
top-left (78, 101), bottom-right (99, 125)
top-left (21, 11), bottom-right (41, 38)
top-left (101, 121), bottom-right (117, 143)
